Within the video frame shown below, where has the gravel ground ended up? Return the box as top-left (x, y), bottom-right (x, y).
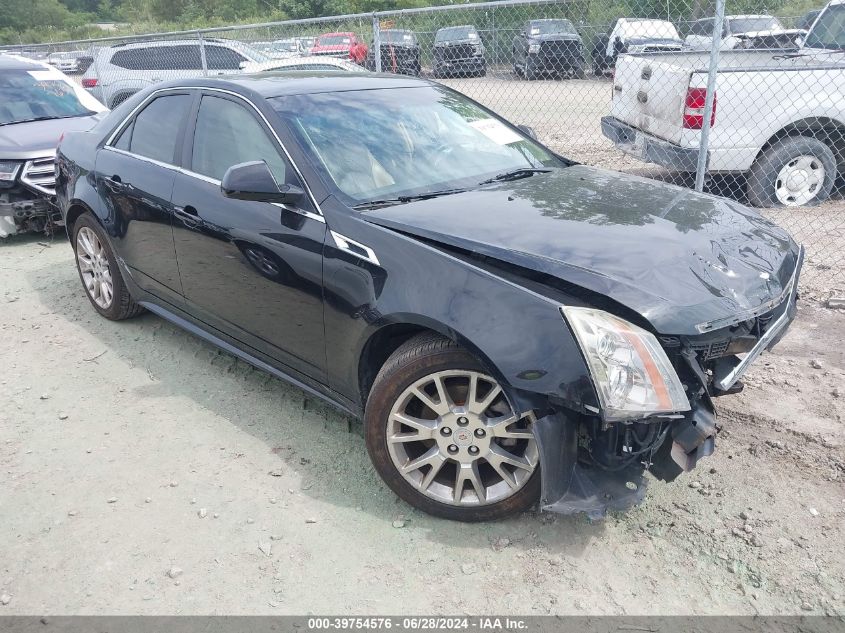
top-left (1, 235), bottom-right (844, 615)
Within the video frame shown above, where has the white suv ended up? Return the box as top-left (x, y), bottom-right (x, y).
top-left (80, 39), bottom-right (269, 108)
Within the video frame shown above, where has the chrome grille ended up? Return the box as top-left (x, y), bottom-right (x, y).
top-left (21, 155), bottom-right (57, 196)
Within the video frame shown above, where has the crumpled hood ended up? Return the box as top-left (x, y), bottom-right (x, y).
top-left (0, 114), bottom-right (103, 160)
top-left (362, 166), bottom-right (800, 335)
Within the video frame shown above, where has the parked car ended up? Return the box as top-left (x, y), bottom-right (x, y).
top-left (602, 0), bottom-right (845, 207)
top-left (294, 36), bottom-right (316, 51)
top-left (365, 29), bottom-right (421, 75)
top-left (309, 32), bottom-right (368, 64)
top-left (512, 19), bottom-right (585, 79)
top-left (684, 15), bottom-right (790, 50)
top-left (432, 25), bottom-right (486, 78)
top-left (47, 51), bottom-right (85, 73)
top-left (241, 56), bottom-right (367, 73)
top-left (252, 39), bottom-right (304, 59)
top-left (592, 19), bottom-right (683, 76)
top-left (0, 55), bottom-right (106, 237)
top-left (80, 39), bottom-right (270, 108)
top-left (56, 73), bottom-right (802, 521)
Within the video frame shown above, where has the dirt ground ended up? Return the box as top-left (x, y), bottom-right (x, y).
top-left (1, 233), bottom-right (843, 616)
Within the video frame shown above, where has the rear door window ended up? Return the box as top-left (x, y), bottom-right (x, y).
top-left (121, 93), bottom-right (192, 164)
top-left (204, 46), bottom-right (247, 70)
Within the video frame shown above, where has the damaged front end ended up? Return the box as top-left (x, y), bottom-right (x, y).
top-left (0, 155), bottom-right (61, 238)
top-left (533, 247), bottom-right (803, 519)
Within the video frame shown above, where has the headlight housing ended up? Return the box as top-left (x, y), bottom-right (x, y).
top-left (528, 43), bottom-right (541, 54)
top-left (561, 306), bottom-right (690, 421)
top-left (0, 160), bottom-right (21, 183)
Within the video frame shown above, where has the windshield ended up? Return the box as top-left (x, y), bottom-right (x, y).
top-left (275, 40), bottom-right (299, 51)
top-left (804, 4), bottom-right (845, 50)
top-left (0, 70), bottom-right (94, 126)
top-left (529, 20), bottom-right (576, 35)
top-left (381, 30), bottom-right (417, 44)
top-left (623, 20), bottom-right (679, 40)
top-left (270, 86), bottom-right (562, 205)
top-left (729, 16), bottom-right (783, 33)
top-left (435, 27), bottom-right (478, 42)
top-left (317, 34), bottom-right (353, 46)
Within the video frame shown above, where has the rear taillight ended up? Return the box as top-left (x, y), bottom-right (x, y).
top-left (683, 87), bottom-right (716, 130)
top-left (81, 78), bottom-right (98, 88)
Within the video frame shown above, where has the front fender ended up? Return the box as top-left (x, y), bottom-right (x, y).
top-left (322, 207), bottom-right (599, 415)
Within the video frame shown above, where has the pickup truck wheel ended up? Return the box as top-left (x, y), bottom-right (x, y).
top-left (573, 62), bottom-right (586, 80)
top-left (73, 214), bottom-right (143, 320)
top-left (748, 136), bottom-right (836, 207)
top-left (365, 333), bottom-right (540, 522)
top-left (525, 60), bottom-right (537, 81)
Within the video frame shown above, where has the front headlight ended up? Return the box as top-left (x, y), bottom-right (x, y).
top-left (0, 160), bottom-right (21, 182)
top-left (561, 306), bottom-right (690, 421)
top-left (528, 43), bottom-right (541, 54)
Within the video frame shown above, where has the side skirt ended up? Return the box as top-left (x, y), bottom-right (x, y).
top-left (138, 300), bottom-right (360, 419)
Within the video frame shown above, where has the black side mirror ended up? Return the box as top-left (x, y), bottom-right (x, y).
top-left (221, 161), bottom-right (303, 205)
top-left (517, 124), bottom-right (538, 140)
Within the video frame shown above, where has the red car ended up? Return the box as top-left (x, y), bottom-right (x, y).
top-left (310, 32), bottom-right (368, 64)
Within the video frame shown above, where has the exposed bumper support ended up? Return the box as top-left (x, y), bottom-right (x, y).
top-left (533, 412), bottom-right (647, 520)
top-left (714, 247), bottom-right (803, 392)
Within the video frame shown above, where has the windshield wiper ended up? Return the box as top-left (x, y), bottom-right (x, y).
top-left (353, 188), bottom-right (467, 210)
top-left (0, 112), bottom-right (96, 127)
top-left (478, 168), bottom-right (550, 186)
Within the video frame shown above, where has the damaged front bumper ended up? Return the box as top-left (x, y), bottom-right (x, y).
top-left (533, 398), bottom-right (717, 520)
top-left (0, 193), bottom-right (59, 238)
top-left (531, 248), bottom-right (802, 520)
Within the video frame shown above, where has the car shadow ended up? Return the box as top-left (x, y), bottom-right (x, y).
top-left (27, 255), bottom-right (607, 555)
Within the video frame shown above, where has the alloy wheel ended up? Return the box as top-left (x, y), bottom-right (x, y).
top-left (386, 370), bottom-right (538, 507)
top-left (76, 226), bottom-right (114, 309)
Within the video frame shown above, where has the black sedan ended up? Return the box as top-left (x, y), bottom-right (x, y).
top-left (56, 72), bottom-right (802, 522)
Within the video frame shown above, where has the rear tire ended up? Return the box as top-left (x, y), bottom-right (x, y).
top-left (364, 333), bottom-right (540, 522)
top-left (72, 213), bottom-right (143, 321)
top-left (747, 136), bottom-right (836, 208)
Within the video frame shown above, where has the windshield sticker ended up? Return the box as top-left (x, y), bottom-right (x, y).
top-left (469, 118), bottom-right (523, 145)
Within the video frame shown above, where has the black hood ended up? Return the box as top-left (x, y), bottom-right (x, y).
top-left (362, 166), bottom-right (800, 335)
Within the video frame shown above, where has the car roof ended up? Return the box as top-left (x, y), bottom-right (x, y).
top-left (105, 38), bottom-right (244, 50)
top-left (154, 73), bottom-right (432, 99)
top-left (0, 54), bottom-right (45, 71)
top-left (436, 25), bottom-right (477, 31)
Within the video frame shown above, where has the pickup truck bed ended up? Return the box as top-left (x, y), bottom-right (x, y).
top-left (602, 48), bottom-right (845, 206)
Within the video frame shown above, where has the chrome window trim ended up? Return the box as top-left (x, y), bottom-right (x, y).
top-left (102, 85), bottom-right (325, 222)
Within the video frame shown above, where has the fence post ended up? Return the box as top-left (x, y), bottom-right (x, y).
top-left (372, 14), bottom-right (382, 72)
top-left (694, 0), bottom-right (725, 193)
top-left (198, 31), bottom-right (209, 77)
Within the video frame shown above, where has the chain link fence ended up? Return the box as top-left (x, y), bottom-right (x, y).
top-left (6, 0), bottom-right (843, 290)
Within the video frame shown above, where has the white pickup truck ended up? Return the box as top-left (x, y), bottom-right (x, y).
top-left (601, 0), bottom-right (845, 207)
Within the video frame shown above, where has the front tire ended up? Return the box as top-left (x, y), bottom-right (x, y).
top-left (73, 213), bottom-right (143, 320)
top-left (365, 333), bottom-right (540, 522)
top-left (747, 136), bottom-right (836, 207)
